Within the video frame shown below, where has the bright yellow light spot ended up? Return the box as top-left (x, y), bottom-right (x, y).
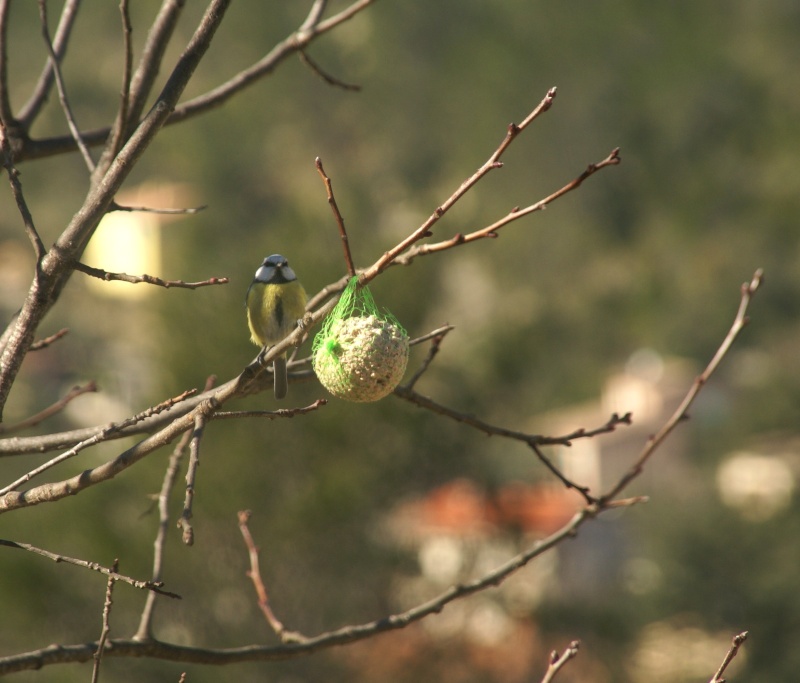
top-left (84, 212), bottom-right (161, 299)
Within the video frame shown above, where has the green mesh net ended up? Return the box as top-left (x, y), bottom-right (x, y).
top-left (312, 277), bottom-right (409, 402)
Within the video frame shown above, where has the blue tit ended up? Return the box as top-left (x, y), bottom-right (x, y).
top-left (246, 254), bottom-right (308, 399)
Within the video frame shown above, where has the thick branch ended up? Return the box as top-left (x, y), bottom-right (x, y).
top-left (0, 0), bottom-right (232, 422)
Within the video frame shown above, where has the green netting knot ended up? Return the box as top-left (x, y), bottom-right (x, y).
top-left (313, 277), bottom-right (409, 402)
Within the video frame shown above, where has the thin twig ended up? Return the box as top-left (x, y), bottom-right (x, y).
top-left (212, 399), bottom-right (328, 420)
top-left (111, 201), bottom-right (208, 215)
top-left (305, 272), bottom-right (351, 311)
top-left (0, 0), bottom-right (234, 423)
top-left (360, 87), bottom-right (560, 281)
top-left (38, 0), bottom-right (95, 172)
top-left (299, 49), bottom-right (361, 91)
top-left (167, 0), bottom-right (376, 124)
top-left (238, 510), bottom-right (306, 643)
top-left (316, 157), bottom-right (356, 277)
top-left (106, 0), bottom-right (133, 160)
top-left (709, 631), bottom-right (748, 683)
top-left (408, 324), bottom-right (455, 347)
top-left (0, 381), bottom-right (97, 435)
top-left (0, 540), bottom-right (179, 597)
top-left (0, 0), bottom-right (13, 124)
top-left (15, 0), bottom-right (377, 162)
top-left (75, 262), bottom-right (228, 289)
top-left (0, 389), bottom-right (196, 495)
top-left (178, 399), bottom-right (218, 545)
top-left (405, 326), bottom-right (452, 389)
top-left (135, 427), bottom-right (194, 640)
top-left (0, 120), bottom-right (45, 260)
top-left (539, 641), bottom-right (580, 683)
top-left (17, 0), bottom-right (80, 128)
top-left (120, 0), bottom-right (186, 141)
top-left (178, 422), bottom-right (200, 546)
top-left (394, 148), bottom-right (622, 266)
top-left (29, 327), bottom-right (69, 351)
top-left (601, 269), bottom-right (763, 503)
top-left (91, 559), bottom-right (119, 683)
top-left (298, 0), bottom-right (328, 33)
top-left (394, 383), bottom-right (631, 501)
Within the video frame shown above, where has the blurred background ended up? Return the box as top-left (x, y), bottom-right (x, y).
top-left (1, 1), bottom-right (799, 681)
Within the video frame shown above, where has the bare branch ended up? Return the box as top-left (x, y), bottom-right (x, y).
top-left (29, 327), bottom-right (69, 351)
top-left (404, 326), bottom-right (453, 389)
top-left (0, 120), bottom-right (45, 260)
top-left (0, 0), bottom-right (13, 125)
top-left (212, 399), bottom-right (328, 420)
top-left (38, 0), bottom-right (96, 172)
top-left (0, 388), bottom-right (197, 458)
top-left (0, 388), bottom-right (197, 497)
top-left (539, 641), bottom-right (580, 683)
top-left (601, 269), bottom-right (763, 503)
top-left (145, 0), bottom-right (377, 125)
top-left (393, 383), bottom-right (631, 501)
top-left (0, 539), bottom-right (179, 597)
top-left (178, 406), bottom-right (214, 546)
top-left (0, 506), bottom-right (598, 675)
top-left (316, 157), bottom-right (356, 277)
top-left (0, 381), bottom-right (97, 435)
top-left (75, 261), bottom-right (229, 289)
top-left (135, 408), bottom-right (199, 641)
top-left (111, 201), bottom-right (208, 215)
top-left (17, 0), bottom-right (81, 128)
top-left (394, 147), bottom-right (622, 266)
top-left (123, 0), bottom-right (186, 139)
top-left (106, 0), bottom-right (134, 160)
top-left (709, 631), bottom-right (748, 683)
top-left (17, 0), bottom-right (377, 163)
top-left (360, 87), bottom-right (559, 282)
top-left (91, 560), bottom-right (118, 683)
top-left (298, 0), bottom-right (329, 33)
top-left (300, 49), bottom-right (361, 91)
top-left (0, 0), bottom-right (233, 421)
top-left (238, 510), bottom-right (306, 643)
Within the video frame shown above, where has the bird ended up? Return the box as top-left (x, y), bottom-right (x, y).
top-left (246, 254), bottom-right (308, 399)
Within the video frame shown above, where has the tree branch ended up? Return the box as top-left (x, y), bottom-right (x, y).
top-left (91, 560), bottom-right (118, 683)
top-left (38, 0), bottom-right (95, 172)
top-left (0, 0), bottom-right (13, 126)
top-left (394, 148), bottom-right (621, 265)
top-left (74, 261), bottom-right (228, 289)
top-left (0, 0), bottom-right (233, 422)
top-left (601, 269), bottom-right (763, 503)
top-left (0, 539), bottom-right (179, 597)
top-left (17, 0), bottom-right (81, 128)
top-left (709, 631), bottom-right (748, 683)
top-left (0, 381), bottom-right (97, 435)
top-left (360, 87), bottom-right (559, 282)
top-left (16, 0), bottom-right (377, 162)
top-left (539, 641), bottom-right (580, 683)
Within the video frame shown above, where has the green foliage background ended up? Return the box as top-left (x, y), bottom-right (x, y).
top-left (1, 1), bottom-right (799, 681)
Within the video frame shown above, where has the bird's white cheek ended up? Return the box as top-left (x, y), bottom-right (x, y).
top-left (255, 265), bottom-right (276, 281)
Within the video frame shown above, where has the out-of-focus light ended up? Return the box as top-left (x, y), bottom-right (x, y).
top-left (716, 452), bottom-right (794, 521)
top-left (84, 211), bottom-right (161, 299)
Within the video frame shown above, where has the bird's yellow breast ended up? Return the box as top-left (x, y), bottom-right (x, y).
top-left (246, 281), bottom-right (307, 347)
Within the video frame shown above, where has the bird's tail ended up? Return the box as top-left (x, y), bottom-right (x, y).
top-left (273, 355), bottom-right (288, 400)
